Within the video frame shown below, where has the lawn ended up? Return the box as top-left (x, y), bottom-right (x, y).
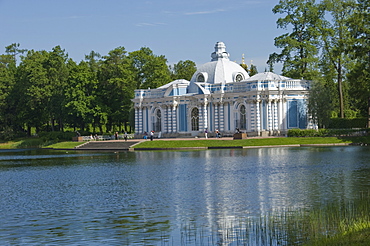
top-left (1, 136), bottom-right (369, 150)
top-left (133, 137), bottom-right (356, 149)
top-left (44, 141), bottom-right (83, 149)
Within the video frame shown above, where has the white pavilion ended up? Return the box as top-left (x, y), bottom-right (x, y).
top-left (132, 42), bottom-right (314, 138)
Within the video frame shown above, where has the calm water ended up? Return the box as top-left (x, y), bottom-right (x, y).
top-left (0, 146), bottom-right (369, 245)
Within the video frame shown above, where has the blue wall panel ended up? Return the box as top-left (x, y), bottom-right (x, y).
top-left (179, 104), bottom-right (188, 132)
top-left (288, 99), bottom-right (307, 129)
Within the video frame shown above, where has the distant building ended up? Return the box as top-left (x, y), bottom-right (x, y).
top-left (132, 42), bottom-right (314, 138)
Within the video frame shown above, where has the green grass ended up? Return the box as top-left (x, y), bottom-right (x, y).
top-left (0, 138), bottom-right (45, 149)
top-left (43, 141), bottom-right (83, 149)
top-left (0, 138), bottom-right (82, 149)
top-left (133, 137), bottom-right (357, 149)
top-left (305, 227), bottom-right (370, 246)
top-left (1, 136), bottom-right (369, 150)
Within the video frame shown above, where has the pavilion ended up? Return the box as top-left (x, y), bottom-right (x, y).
top-left (132, 42), bottom-right (314, 138)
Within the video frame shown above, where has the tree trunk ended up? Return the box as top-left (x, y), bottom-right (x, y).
top-left (338, 59), bottom-right (344, 118)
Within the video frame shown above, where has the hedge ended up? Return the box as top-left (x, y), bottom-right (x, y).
top-left (328, 117), bottom-right (368, 129)
top-left (287, 128), bottom-right (369, 137)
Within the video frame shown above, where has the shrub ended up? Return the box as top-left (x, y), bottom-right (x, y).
top-left (328, 118), bottom-right (367, 129)
top-left (288, 128), bottom-right (368, 137)
top-left (37, 131), bottom-right (76, 142)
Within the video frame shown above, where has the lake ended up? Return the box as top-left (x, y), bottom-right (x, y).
top-left (0, 146), bottom-right (369, 245)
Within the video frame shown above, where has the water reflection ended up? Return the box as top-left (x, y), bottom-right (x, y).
top-left (0, 146), bottom-right (369, 245)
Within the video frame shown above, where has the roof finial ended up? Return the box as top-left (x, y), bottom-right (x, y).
top-left (242, 54), bottom-right (245, 64)
top-left (211, 42), bottom-right (230, 61)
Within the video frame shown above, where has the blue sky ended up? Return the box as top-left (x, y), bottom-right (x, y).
top-left (1, 0), bottom-right (283, 73)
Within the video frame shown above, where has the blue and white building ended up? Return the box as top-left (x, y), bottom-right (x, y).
top-left (132, 42), bottom-right (314, 137)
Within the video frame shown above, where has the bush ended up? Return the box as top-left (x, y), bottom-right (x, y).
top-left (328, 118), bottom-right (367, 129)
top-left (37, 131), bottom-right (76, 142)
top-left (0, 127), bottom-right (15, 141)
top-left (288, 128), bottom-right (368, 137)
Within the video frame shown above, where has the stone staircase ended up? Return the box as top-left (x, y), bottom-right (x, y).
top-left (75, 141), bottom-right (140, 151)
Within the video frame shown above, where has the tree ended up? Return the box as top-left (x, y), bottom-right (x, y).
top-left (98, 47), bottom-right (135, 132)
top-left (65, 60), bottom-right (99, 131)
top-left (249, 64), bottom-right (258, 76)
top-left (170, 60), bottom-right (197, 81)
top-left (347, 0), bottom-right (370, 117)
top-left (128, 47), bottom-right (171, 89)
top-left (5, 43), bottom-right (27, 63)
top-left (308, 78), bottom-right (337, 128)
top-left (0, 53), bottom-right (16, 132)
top-left (15, 50), bottom-right (51, 133)
top-left (269, 0), bottom-right (323, 79)
top-left (319, 0), bottom-right (357, 118)
top-left (45, 46), bottom-right (69, 131)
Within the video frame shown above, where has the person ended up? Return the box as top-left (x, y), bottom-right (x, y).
top-left (204, 129), bottom-right (208, 139)
top-left (158, 131), bottom-right (162, 139)
top-left (150, 130), bottom-right (154, 141)
top-left (216, 129), bottom-right (219, 138)
top-left (115, 132), bottom-right (118, 140)
top-left (124, 132), bottom-right (128, 141)
top-left (144, 132), bottom-right (148, 139)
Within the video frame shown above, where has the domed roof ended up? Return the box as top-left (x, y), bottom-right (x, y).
top-left (190, 42), bottom-right (249, 84)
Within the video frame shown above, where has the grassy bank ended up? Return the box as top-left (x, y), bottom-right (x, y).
top-left (0, 138), bottom-right (82, 149)
top-left (0, 138), bottom-right (46, 149)
top-left (132, 136), bottom-right (368, 149)
top-left (2, 136), bottom-right (370, 150)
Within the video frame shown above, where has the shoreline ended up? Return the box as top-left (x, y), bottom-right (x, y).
top-left (129, 142), bottom-right (352, 151)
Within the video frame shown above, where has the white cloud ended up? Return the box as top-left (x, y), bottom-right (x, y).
top-left (184, 9), bottom-right (226, 15)
top-left (135, 22), bottom-right (167, 27)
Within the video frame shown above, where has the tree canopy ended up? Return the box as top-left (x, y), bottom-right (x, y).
top-left (0, 44), bottom-right (196, 138)
top-left (270, 0), bottom-right (370, 125)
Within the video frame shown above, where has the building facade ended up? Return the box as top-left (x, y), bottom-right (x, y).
top-left (132, 42), bottom-right (314, 138)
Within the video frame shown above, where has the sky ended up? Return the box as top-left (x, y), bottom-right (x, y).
top-left (1, 0), bottom-right (284, 73)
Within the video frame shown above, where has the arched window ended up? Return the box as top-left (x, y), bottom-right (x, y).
top-left (154, 109), bottom-right (161, 132)
top-left (191, 108), bottom-right (199, 131)
top-left (197, 74), bottom-right (205, 82)
top-left (240, 105), bottom-right (247, 130)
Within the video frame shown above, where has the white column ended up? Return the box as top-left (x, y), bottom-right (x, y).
top-left (256, 99), bottom-right (261, 135)
top-left (203, 99), bottom-right (208, 130)
top-left (135, 107), bottom-right (139, 133)
top-left (167, 106), bottom-right (172, 133)
top-left (199, 104), bottom-right (203, 131)
top-left (267, 99), bottom-right (272, 132)
top-left (172, 105), bottom-right (177, 133)
top-left (220, 103), bottom-right (224, 132)
top-left (282, 98), bottom-right (287, 131)
top-left (163, 106), bottom-right (167, 133)
top-left (273, 100), bottom-right (278, 131)
top-left (214, 103), bottom-right (219, 130)
top-left (139, 107), bottom-right (143, 133)
top-left (278, 99), bottom-right (283, 130)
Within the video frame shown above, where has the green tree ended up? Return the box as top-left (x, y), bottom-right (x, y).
top-left (128, 47), bottom-right (171, 89)
top-left (65, 60), bottom-right (98, 131)
top-left (0, 53), bottom-right (16, 132)
top-left (249, 64), bottom-right (258, 76)
top-left (15, 50), bottom-right (50, 133)
top-left (99, 47), bottom-right (135, 132)
top-left (269, 0), bottom-right (322, 79)
top-left (347, 0), bottom-right (370, 116)
top-left (45, 46), bottom-right (69, 131)
top-left (170, 60), bottom-right (197, 81)
top-left (5, 43), bottom-right (27, 63)
top-left (319, 0), bottom-right (357, 118)
top-left (308, 78), bottom-right (337, 128)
